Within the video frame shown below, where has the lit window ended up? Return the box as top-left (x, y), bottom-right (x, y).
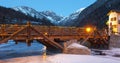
top-left (113, 17), bottom-right (116, 21)
top-left (111, 18), bottom-right (113, 21)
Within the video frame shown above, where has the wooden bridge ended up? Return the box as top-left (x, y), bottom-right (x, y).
top-left (0, 22), bottom-right (109, 52)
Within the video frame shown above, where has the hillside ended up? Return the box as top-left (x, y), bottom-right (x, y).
top-left (0, 6), bottom-right (53, 25)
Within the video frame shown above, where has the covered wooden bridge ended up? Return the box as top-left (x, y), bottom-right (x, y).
top-left (0, 22), bottom-right (109, 52)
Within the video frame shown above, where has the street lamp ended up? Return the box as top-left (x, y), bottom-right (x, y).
top-left (86, 27), bottom-right (92, 33)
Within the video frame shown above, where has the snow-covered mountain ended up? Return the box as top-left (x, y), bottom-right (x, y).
top-left (58, 8), bottom-right (85, 26)
top-left (12, 6), bottom-right (63, 24)
top-left (12, 6), bottom-right (86, 26)
top-left (13, 6), bottom-right (45, 19)
top-left (41, 11), bottom-right (63, 23)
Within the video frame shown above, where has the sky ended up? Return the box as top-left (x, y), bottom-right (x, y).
top-left (0, 0), bottom-right (96, 16)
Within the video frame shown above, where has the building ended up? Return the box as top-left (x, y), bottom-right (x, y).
top-left (107, 10), bottom-right (120, 35)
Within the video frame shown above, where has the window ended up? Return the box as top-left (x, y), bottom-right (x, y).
top-left (113, 17), bottom-right (116, 21)
top-left (111, 18), bottom-right (113, 21)
top-left (111, 17), bottom-right (117, 21)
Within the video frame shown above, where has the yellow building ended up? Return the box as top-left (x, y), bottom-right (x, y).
top-left (107, 10), bottom-right (120, 35)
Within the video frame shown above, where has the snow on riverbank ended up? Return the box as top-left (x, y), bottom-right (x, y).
top-left (103, 48), bottom-right (120, 56)
top-left (0, 55), bottom-right (51, 63)
top-left (0, 40), bottom-right (120, 63)
top-left (0, 54), bottom-right (120, 63)
top-left (48, 54), bottom-right (120, 63)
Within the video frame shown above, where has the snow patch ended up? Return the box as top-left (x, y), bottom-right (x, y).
top-left (48, 54), bottom-right (120, 63)
top-left (103, 48), bottom-right (120, 56)
top-left (0, 40), bottom-right (14, 48)
top-left (0, 54), bottom-right (120, 63)
top-left (67, 43), bottom-right (87, 49)
top-left (76, 7), bottom-right (85, 13)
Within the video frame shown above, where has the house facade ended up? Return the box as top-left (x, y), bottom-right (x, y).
top-left (108, 10), bottom-right (120, 35)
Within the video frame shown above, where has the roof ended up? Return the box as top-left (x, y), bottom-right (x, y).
top-left (107, 10), bottom-right (120, 16)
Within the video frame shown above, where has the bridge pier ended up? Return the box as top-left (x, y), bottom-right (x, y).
top-left (15, 41), bottom-right (18, 44)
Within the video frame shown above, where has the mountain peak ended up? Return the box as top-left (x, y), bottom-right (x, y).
top-left (13, 6), bottom-right (36, 12)
top-left (14, 6), bottom-right (33, 9)
top-left (76, 8), bottom-right (85, 13)
top-left (13, 6), bottom-right (45, 19)
top-left (41, 10), bottom-right (63, 21)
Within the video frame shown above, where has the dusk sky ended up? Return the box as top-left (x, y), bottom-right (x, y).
top-left (0, 0), bottom-right (96, 16)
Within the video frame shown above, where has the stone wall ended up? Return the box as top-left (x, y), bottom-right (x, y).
top-left (110, 35), bottom-right (120, 48)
